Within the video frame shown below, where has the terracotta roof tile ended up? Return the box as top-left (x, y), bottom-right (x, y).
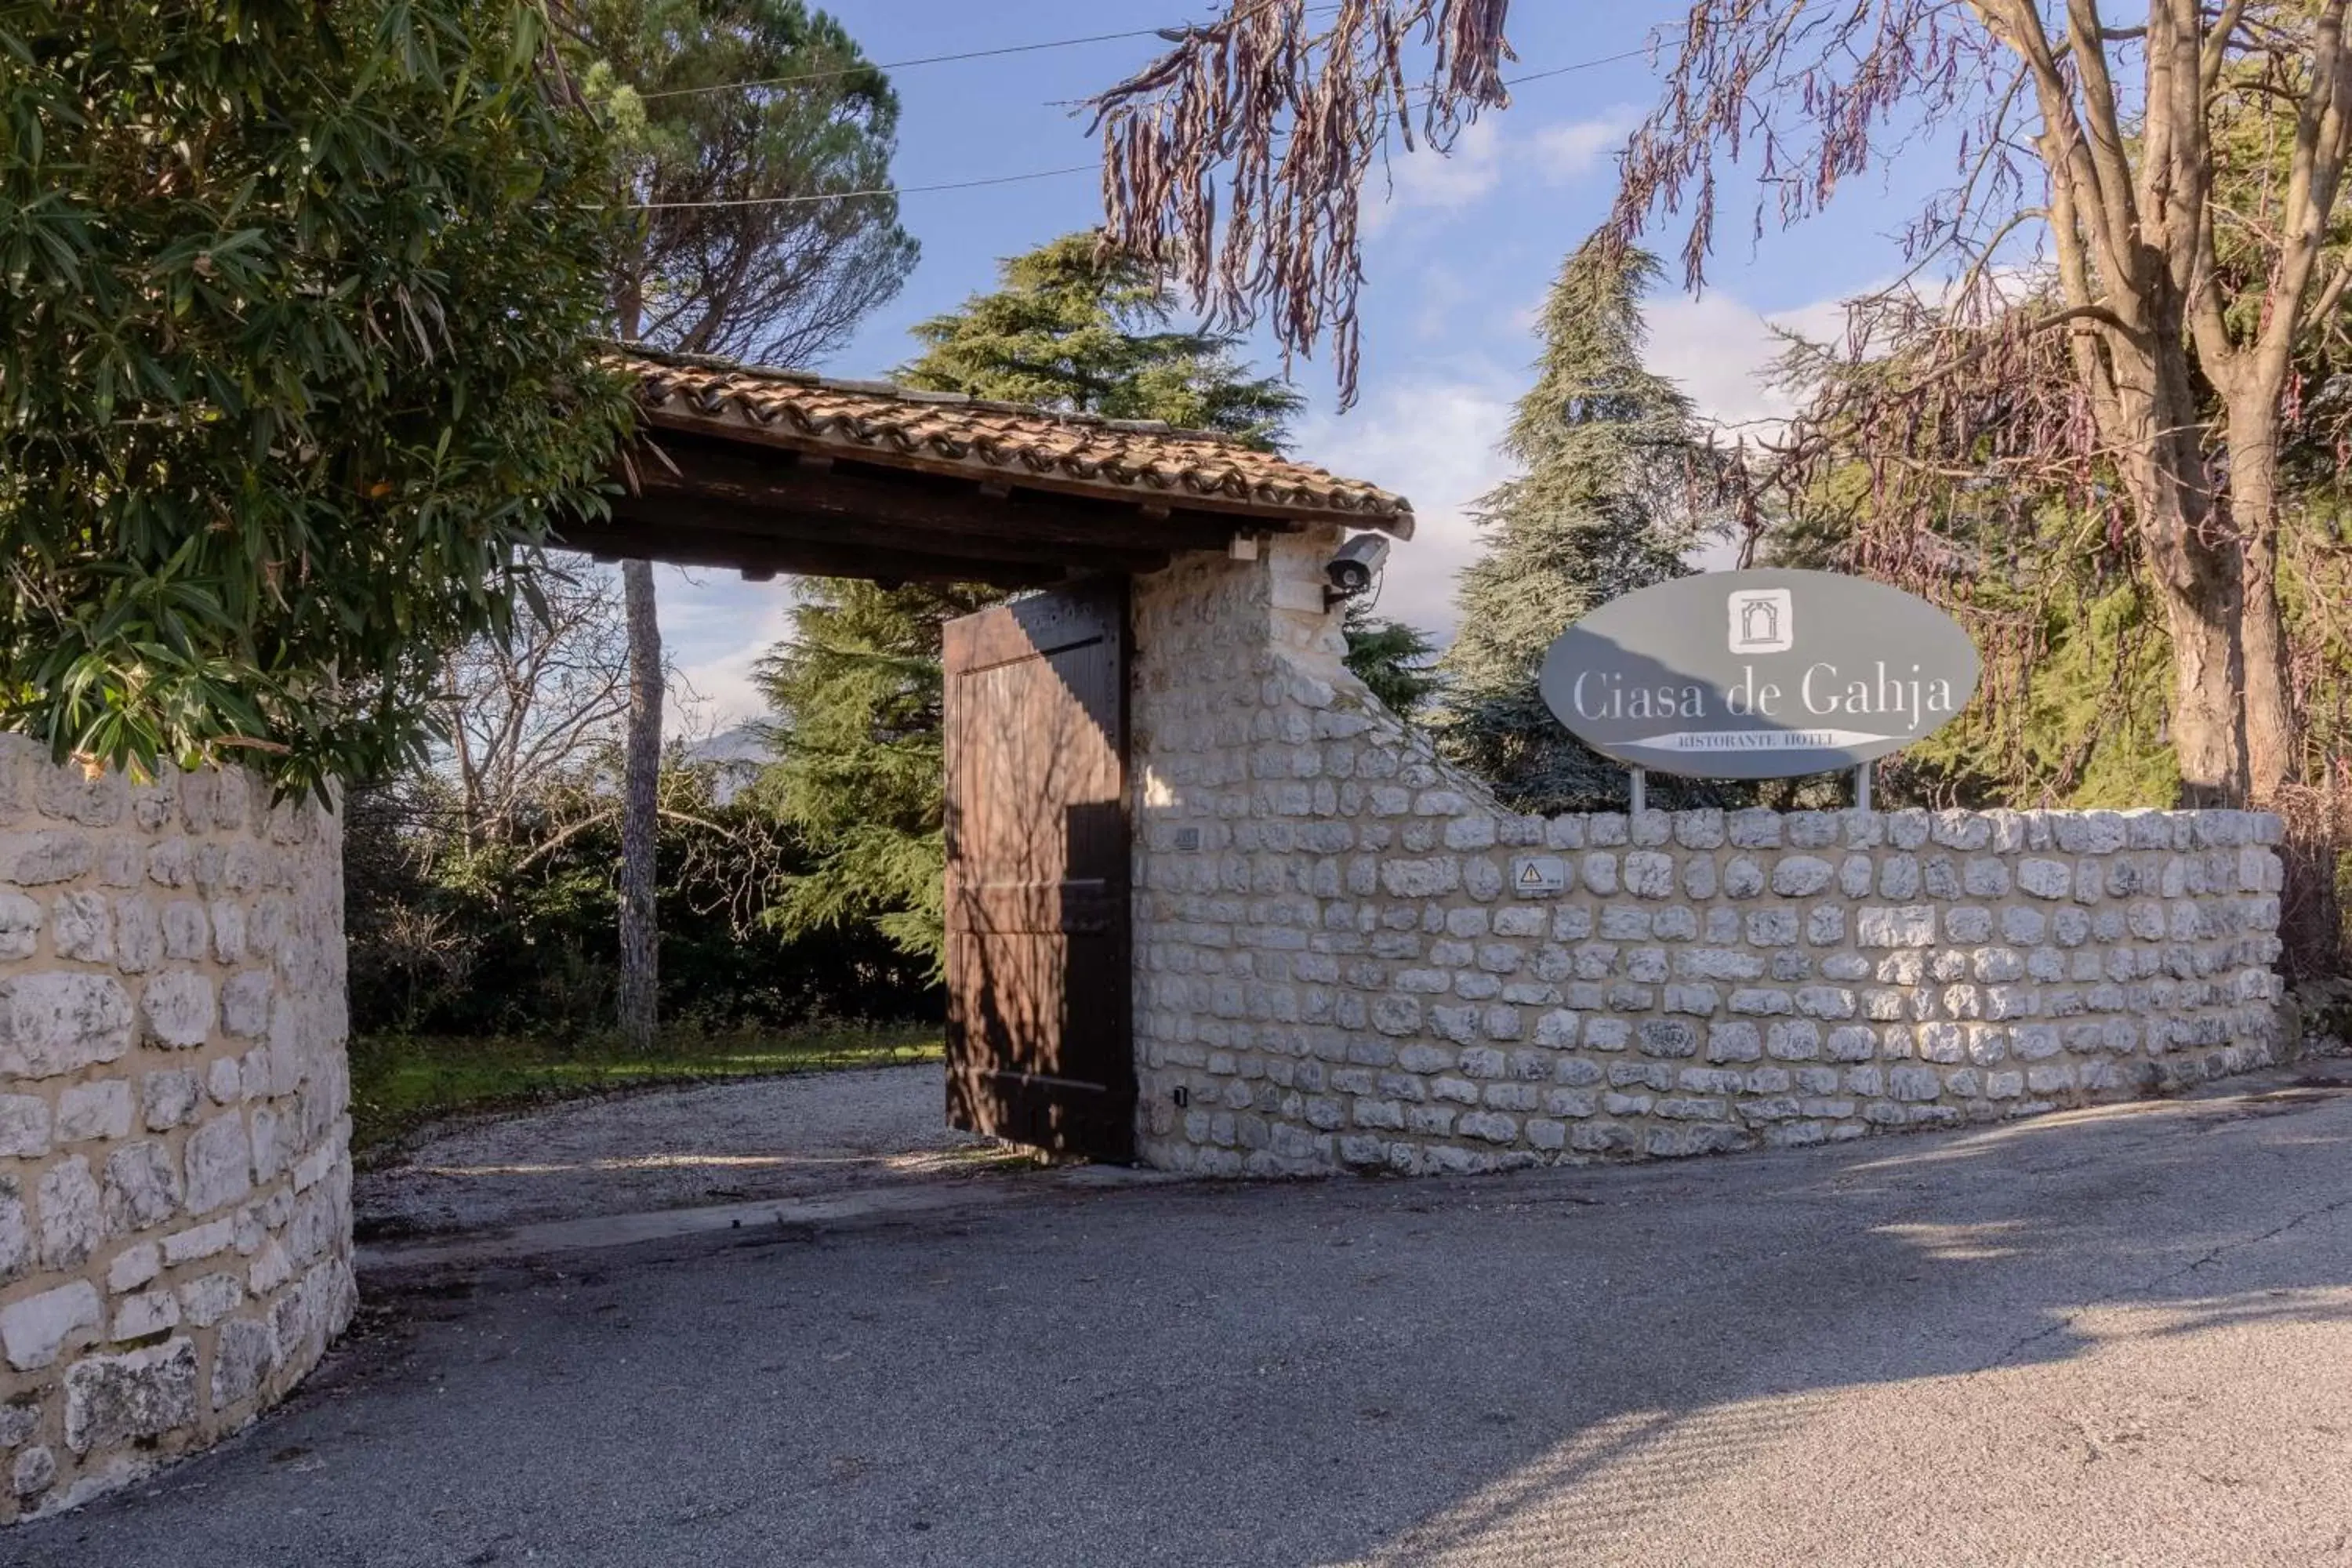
top-left (615, 346), bottom-right (1413, 536)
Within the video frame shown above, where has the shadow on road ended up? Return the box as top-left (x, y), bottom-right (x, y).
top-left (17, 1069), bottom-right (2352, 1568)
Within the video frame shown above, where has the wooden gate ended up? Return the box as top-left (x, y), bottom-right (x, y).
top-left (942, 581), bottom-right (1134, 1161)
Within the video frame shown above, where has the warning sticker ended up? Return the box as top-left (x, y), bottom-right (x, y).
top-left (1511, 855), bottom-right (1567, 897)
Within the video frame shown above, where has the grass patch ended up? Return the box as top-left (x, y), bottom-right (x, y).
top-left (349, 1019), bottom-right (943, 1157)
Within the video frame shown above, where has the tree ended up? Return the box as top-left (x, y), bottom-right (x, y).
top-left (0, 0), bottom-right (630, 796)
top-left (1093, 2), bottom-right (2352, 808)
top-left (759, 233), bottom-right (1304, 968)
top-left (895, 232), bottom-right (1301, 438)
top-left (581, 0), bottom-right (916, 1046)
top-left (616, 557), bottom-right (664, 1046)
top-left (583, 0), bottom-right (918, 366)
top-left (1438, 237), bottom-right (1725, 811)
top-left (436, 563), bottom-right (631, 850)
top-left (1342, 605), bottom-right (1444, 718)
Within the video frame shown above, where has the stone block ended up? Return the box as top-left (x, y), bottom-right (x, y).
top-left (12, 1445), bottom-right (53, 1498)
top-left (179, 1272), bottom-right (245, 1328)
top-left (64, 1337), bottom-right (198, 1454)
top-left (0, 830), bottom-right (94, 886)
top-left (211, 1317), bottom-right (279, 1411)
top-left (0, 893), bottom-right (40, 960)
top-left (0, 1177), bottom-right (21, 1284)
top-left (1637, 1019), bottom-right (1697, 1058)
top-left (0, 971), bottom-right (134, 1078)
top-left (1772, 856), bottom-right (1835, 897)
top-left (111, 1289), bottom-right (179, 1342)
top-left (221, 969), bottom-right (274, 1039)
top-left (36, 1157), bottom-right (100, 1269)
top-left (2, 1281), bottom-right (100, 1370)
top-left (56, 1079), bottom-right (132, 1143)
top-left (106, 1243), bottom-right (160, 1294)
top-left (1623, 852), bottom-right (1675, 899)
top-left (183, 1114), bottom-right (253, 1216)
top-left (2017, 858), bottom-right (2073, 900)
top-left (101, 1141), bottom-right (182, 1232)
top-left (0, 1094), bottom-right (49, 1159)
top-left (1857, 906), bottom-right (1935, 948)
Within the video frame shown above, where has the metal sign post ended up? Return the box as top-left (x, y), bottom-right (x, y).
top-left (1630, 768), bottom-right (1646, 817)
top-left (1853, 762), bottom-right (1871, 811)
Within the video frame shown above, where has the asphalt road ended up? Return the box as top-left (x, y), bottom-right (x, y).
top-left (17, 1068), bottom-right (2352, 1567)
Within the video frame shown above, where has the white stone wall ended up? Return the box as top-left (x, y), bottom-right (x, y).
top-left (1130, 532), bottom-right (2288, 1177)
top-left (0, 746), bottom-right (352, 1521)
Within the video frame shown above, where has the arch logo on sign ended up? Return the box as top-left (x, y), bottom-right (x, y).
top-left (1537, 568), bottom-right (1981, 779)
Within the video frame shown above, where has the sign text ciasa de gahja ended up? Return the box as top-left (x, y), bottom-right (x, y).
top-left (1537, 569), bottom-right (1981, 780)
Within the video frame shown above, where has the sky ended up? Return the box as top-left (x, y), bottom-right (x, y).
top-left (653, 0), bottom-right (1956, 735)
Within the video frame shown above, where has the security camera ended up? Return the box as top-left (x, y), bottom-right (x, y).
top-left (1323, 533), bottom-right (1392, 602)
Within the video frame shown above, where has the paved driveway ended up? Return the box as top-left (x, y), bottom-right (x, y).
top-left (356, 1064), bottom-right (990, 1238)
top-left (17, 1067), bottom-right (2352, 1567)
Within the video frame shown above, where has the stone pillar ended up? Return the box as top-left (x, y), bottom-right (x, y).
top-left (0, 744), bottom-right (352, 1521)
top-left (1128, 533), bottom-right (2288, 1175)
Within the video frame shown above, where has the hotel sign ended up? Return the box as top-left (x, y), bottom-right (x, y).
top-left (1537, 569), bottom-right (1980, 779)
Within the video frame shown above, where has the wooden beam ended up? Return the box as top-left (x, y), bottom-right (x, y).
top-left (636, 433), bottom-right (1245, 554)
top-left (604, 492), bottom-right (1174, 576)
top-left (550, 516), bottom-right (1069, 588)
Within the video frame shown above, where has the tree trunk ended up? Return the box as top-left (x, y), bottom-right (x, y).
top-left (2122, 382), bottom-right (2248, 807)
top-left (618, 558), bottom-right (662, 1051)
top-left (2225, 395), bottom-right (2296, 800)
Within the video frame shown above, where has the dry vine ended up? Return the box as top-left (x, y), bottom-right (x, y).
top-left (1087, 0), bottom-right (1513, 405)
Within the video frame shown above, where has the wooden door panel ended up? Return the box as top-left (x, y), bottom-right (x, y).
top-left (942, 582), bottom-right (1134, 1161)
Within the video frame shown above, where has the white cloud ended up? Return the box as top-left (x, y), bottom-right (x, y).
top-left (1530, 110), bottom-right (1639, 183)
top-left (1296, 375), bottom-right (1518, 639)
top-left (1366, 119), bottom-right (1503, 234)
top-left (655, 565), bottom-right (797, 735)
top-left (1642, 285), bottom-right (1860, 438)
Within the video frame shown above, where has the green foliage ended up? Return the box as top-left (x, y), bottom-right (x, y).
top-left (1887, 579), bottom-right (2180, 808)
top-left (758, 234), bottom-right (1305, 967)
top-left (1438, 236), bottom-right (1736, 812)
top-left (0, 0), bottom-right (633, 797)
top-left (1342, 604), bottom-right (1444, 719)
top-left (751, 581), bottom-right (996, 976)
top-left (344, 753), bottom-right (933, 1036)
top-left (581, 0), bottom-right (916, 362)
top-left (897, 232), bottom-right (1301, 445)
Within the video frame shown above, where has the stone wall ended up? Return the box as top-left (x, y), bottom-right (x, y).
top-left (0, 746), bottom-right (352, 1521)
top-left (1129, 531), bottom-right (2288, 1176)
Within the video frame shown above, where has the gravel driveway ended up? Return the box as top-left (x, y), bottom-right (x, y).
top-left (357, 1063), bottom-right (993, 1237)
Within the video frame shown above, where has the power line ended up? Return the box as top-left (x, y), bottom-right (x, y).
top-left (622, 38), bottom-right (1671, 212)
top-left (639, 0), bottom-right (1338, 101)
top-left (630, 163), bottom-right (1101, 212)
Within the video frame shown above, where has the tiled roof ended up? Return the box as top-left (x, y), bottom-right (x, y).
top-left (616, 346), bottom-right (1414, 536)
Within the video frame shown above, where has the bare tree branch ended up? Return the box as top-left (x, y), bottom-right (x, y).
top-left (1087, 0), bottom-right (1515, 405)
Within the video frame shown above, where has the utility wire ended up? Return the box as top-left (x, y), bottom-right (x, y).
top-left (632, 164), bottom-right (1102, 211)
top-left (639, 0), bottom-right (1338, 100)
top-left (624, 39), bottom-right (1672, 211)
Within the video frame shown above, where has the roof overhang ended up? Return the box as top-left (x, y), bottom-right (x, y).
top-left (550, 347), bottom-right (1414, 588)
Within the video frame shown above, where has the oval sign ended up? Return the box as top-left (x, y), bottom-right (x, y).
top-left (1537, 568), bottom-right (1980, 779)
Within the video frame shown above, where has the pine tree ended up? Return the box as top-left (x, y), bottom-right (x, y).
top-left (1438, 237), bottom-right (1723, 812)
top-left (582, 0), bottom-right (915, 1047)
top-left (895, 232), bottom-right (1298, 441)
top-left (758, 234), bottom-right (1302, 971)
top-left (1342, 605), bottom-right (1443, 719)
